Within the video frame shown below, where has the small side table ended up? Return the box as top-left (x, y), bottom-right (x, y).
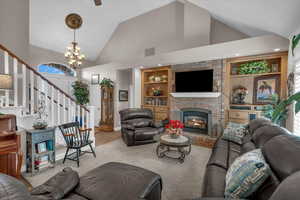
top-left (26, 127), bottom-right (56, 176)
top-left (156, 134), bottom-right (192, 163)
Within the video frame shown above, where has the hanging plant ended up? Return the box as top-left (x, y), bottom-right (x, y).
top-left (72, 81), bottom-right (89, 105)
top-left (100, 78), bottom-right (114, 88)
top-left (239, 61), bottom-right (270, 75)
top-left (292, 34), bottom-right (300, 56)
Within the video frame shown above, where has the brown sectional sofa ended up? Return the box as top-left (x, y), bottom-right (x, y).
top-left (199, 118), bottom-right (300, 200)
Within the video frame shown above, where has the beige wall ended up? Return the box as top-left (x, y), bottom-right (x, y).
top-left (211, 19), bottom-right (248, 44)
top-left (29, 45), bottom-right (95, 69)
top-left (0, 0), bottom-right (29, 62)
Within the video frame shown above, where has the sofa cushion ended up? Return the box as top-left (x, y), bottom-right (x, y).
top-left (262, 134), bottom-right (300, 181)
top-left (241, 141), bottom-right (256, 154)
top-left (134, 127), bottom-right (160, 141)
top-left (269, 171), bottom-right (300, 200)
top-left (75, 162), bottom-right (162, 200)
top-left (202, 165), bottom-right (226, 197)
top-left (225, 149), bottom-right (271, 199)
top-left (63, 193), bottom-right (88, 200)
top-left (0, 173), bottom-right (32, 200)
top-left (248, 118), bottom-right (272, 135)
top-left (119, 108), bottom-right (153, 121)
top-left (228, 142), bottom-right (241, 167)
top-left (252, 125), bottom-right (289, 148)
top-left (207, 138), bottom-right (229, 169)
top-left (222, 122), bottom-right (247, 144)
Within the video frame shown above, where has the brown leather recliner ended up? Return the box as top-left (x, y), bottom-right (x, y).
top-left (119, 108), bottom-right (165, 146)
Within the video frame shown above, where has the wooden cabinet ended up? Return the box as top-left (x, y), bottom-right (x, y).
top-left (99, 86), bottom-right (114, 131)
top-left (225, 52), bottom-right (288, 124)
top-left (141, 66), bottom-right (171, 122)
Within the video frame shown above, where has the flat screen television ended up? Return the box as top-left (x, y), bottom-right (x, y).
top-left (175, 70), bottom-right (213, 92)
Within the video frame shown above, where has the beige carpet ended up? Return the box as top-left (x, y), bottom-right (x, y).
top-left (25, 138), bottom-right (211, 200)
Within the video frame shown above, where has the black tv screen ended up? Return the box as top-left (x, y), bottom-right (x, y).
top-left (175, 70), bottom-right (213, 92)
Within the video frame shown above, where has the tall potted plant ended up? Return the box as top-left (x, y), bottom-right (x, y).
top-left (72, 81), bottom-right (89, 125)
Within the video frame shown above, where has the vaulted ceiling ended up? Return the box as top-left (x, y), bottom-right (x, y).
top-left (30, 0), bottom-right (300, 61)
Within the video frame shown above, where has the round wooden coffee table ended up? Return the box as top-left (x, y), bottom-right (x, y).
top-left (156, 134), bottom-right (192, 163)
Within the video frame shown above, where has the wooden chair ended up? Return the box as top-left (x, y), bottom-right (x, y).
top-left (58, 122), bottom-right (96, 167)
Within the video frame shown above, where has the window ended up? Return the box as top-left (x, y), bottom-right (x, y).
top-left (294, 62), bottom-right (300, 136)
top-left (38, 63), bottom-right (75, 76)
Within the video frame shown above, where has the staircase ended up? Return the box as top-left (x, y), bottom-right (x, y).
top-left (0, 44), bottom-right (95, 140)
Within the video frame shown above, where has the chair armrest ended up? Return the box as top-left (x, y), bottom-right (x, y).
top-left (151, 121), bottom-right (164, 128)
top-left (79, 128), bottom-right (92, 135)
top-left (121, 123), bottom-right (135, 130)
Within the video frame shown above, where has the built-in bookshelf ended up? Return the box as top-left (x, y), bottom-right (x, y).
top-left (141, 66), bottom-right (172, 121)
top-left (225, 52), bottom-right (288, 124)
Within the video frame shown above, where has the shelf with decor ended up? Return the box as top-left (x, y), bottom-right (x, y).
top-left (224, 52), bottom-right (288, 124)
top-left (141, 66), bottom-right (171, 122)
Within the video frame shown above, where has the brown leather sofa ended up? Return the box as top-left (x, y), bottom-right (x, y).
top-left (199, 118), bottom-right (300, 200)
top-left (0, 162), bottom-right (162, 200)
top-left (119, 108), bottom-right (164, 146)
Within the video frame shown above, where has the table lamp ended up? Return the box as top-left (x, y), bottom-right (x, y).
top-left (0, 74), bottom-right (13, 106)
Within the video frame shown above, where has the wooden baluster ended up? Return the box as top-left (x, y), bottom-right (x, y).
top-left (63, 95), bottom-right (66, 124)
top-left (13, 58), bottom-right (18, 107)
top-left (68, 98), bottom-right (71, 123)
top-left (57, 91), bottom-right (61, 125)
top-left (4, 51), bottom-right (9, 107)
top-left (45, 81), bottom-right (49, 122)
top-left (30, 70), bottom-right (34, 114)
top-left (81, 107), bottom-right (85, 128)
top-left (51, 86), bottom-right (55, 126)
top-left (22, 64), bottom-right (26, 109)
top-left (77, 105), bottom-right (80, 125)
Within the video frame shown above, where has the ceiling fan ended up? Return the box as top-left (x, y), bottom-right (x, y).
top-left (94, 0), bottom-right (102, 6)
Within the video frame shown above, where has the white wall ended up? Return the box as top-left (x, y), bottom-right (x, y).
top-left (0, 0), bottom-right (30, 62)
top-left (211, 19), bottom-right (248, 44)
top-left (81, 66), bottom-right (133, 129)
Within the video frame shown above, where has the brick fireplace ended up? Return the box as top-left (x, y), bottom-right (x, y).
top-left (170, 60), bottom-right (225, 138)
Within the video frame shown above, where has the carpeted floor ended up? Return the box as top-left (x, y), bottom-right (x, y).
top-left (25, 138), bottom-right (211, 200)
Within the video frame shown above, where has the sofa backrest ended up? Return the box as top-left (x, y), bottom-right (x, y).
top-left (119, 108), bottom-right (153, 121)
top-left (0, 173), bottom-right (32, 200)
top-left (252, 125), bottom-right (290, 148)
top-left (247, 118), bottom-right (272, 135)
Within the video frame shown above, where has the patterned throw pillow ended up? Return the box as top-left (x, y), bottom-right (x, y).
top-left (222, 122), bottom-right (247, 144)
top-left (225, 149), bottom-right (271, 199)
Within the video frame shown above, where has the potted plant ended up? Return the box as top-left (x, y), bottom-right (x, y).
top-left (72, 81), bottom-right (89, 105)
top-left (100, 78), bottom-right (114, 88)
top-left (165, 120), bottom-right (184, 139)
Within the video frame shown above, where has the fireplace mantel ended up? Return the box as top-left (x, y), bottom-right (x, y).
top-left (170, 92), bottom-right (221, 98)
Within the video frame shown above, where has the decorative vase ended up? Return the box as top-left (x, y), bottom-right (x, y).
top-left (155, 76), bottom-right (161, 82)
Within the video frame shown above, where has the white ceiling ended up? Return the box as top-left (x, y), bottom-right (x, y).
top-left (30, 0), bottom-right (300, 62)
top-left (30, 0), bottom-right (175, 61)
top-left (187, 0), bottom-right (300, 37)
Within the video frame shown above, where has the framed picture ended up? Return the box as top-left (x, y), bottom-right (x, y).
top-left (91, 74), bottom-right (100, 85)
top-left (253, 75), bottom-right (280, 104)
top-left (36, 142), bottom-right (47, 153)
top-left (119, 90), bottom-right (128, 102)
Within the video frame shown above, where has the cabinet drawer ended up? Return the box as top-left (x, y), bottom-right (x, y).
top-left (229, 111), bottom-right (248, 120)
top-left (32, 131), bottom-right (54, 143)
top-left (155, 112), bottom-right (168, 121)
top-left (155, 107), bottom-right (168, 112)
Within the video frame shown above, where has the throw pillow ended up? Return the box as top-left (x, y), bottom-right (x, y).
top-left (225, 149), bottom-right (271, 199)
top-left (222, 122), bottom-right (247, 144)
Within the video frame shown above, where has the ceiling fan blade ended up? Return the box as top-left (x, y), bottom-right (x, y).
top-left (94, 0), bottom-right (102, 6)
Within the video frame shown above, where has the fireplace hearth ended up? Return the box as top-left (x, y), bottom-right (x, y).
top-left (180, 108), bottom-right (212, 135)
